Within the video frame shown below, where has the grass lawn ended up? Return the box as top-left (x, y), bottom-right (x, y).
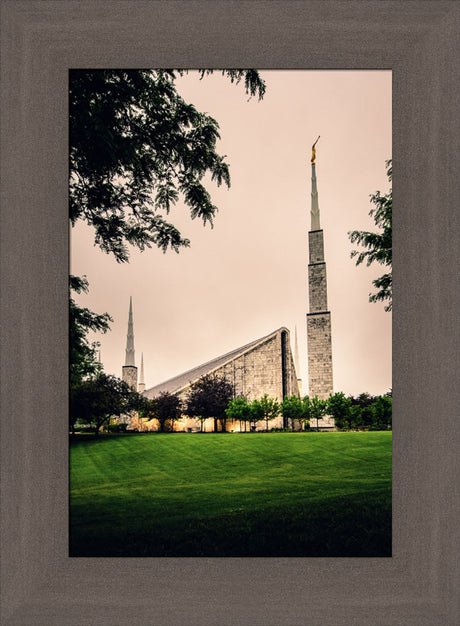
top-left (70, 431), bottom-right (392, 557)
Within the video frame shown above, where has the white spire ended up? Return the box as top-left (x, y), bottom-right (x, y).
top-left (124, 296), bottom-right (135, 366)
top-left (140, 352), bottom-right (144, 383)
top-left (138, 352), bottom-right (145, 393)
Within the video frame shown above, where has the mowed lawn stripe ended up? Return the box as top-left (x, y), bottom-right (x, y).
top-left (70, 431), bottom-right (391, 556)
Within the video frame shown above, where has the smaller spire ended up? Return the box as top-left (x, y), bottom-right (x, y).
top-left (138, 353), bottom-right (145, 393)
top-left (124, 296), bottom-right (135, 366)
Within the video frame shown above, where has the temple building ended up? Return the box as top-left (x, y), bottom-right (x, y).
top-left (143, 327), bottom-right (299, 432)
top-left (121, 141), bottom-right (335, 431)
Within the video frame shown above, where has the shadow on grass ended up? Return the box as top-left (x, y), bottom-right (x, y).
top-left (70, 490), bottom-right (391, 558)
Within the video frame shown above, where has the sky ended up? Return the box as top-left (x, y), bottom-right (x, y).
top-left (70, 70), bottom-right (392, 397)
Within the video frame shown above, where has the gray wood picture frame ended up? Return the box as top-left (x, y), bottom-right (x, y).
top-left (1, 1), bottom-right (459, 624)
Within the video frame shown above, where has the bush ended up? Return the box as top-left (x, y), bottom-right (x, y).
top-left (108, 423), bottom-right (128, 433)
top-left (73, 425), bottom-right (94, 433)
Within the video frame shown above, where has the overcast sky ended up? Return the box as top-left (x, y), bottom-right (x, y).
top-left (70, 70), bottom-right (392, 397)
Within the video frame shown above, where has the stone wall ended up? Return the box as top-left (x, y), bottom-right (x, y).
top-left (307, 312), bottom-right (333, 400)
top-left (308, 229), bottom-right (325, 263)
top-left (307, 226), bottom-right (333, 402)
top-left (146, 329), bottom-right (299, 432)
top-left (308, 263), bottom-right (328, 312)
top-left (122, 365), bottom-right (138, 391)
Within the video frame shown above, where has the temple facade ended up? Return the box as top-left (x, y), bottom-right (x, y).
top-left (119, 141), bottom-right (336, 431)
top-left (142, 327), bottom-right (299, 432)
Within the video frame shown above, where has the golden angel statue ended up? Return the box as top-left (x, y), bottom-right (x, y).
top-left (311, 136), bottom-right (320, 164)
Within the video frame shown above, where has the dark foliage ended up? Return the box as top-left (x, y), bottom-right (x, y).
top-left (349, 160), bottom-right (392, 311)
top-left (142, 392), bottom-right (183, 432)
top-left (329, 392), bottom-right (392, 430)
top-left (185, 373), bottom-right (235, 432)
top-left (70, 372), bottom-right (143, 436)
top-left (70, 69), bottom-right (265, 263)
top-left (69, 69), bottom-right (265, 389)
top-left (69, 275), bottom-right (112, 388)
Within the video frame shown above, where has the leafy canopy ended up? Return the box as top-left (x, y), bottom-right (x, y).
top-left (281, 395), bottom-right (305, 429)
top-left (69, 275), bottom-right (112, 387)
top-left (70, 69), bottom-right (266, 263)
top-left (69, 69), bottom-right (266, 389)
top-left (225, 397), bottom-right (253, 423)
top-left (142, 391), bottom-right (183, 432)
top-left (349, 160), bottom-right (392, 311)
top-left (304, 395), bottom-right (328, 429)
top-left (70, 372), bottom-right (143, 435)
top-left (256, 394), bottom-right (280, 430)
top-left (185, 373), bottom-right (235, 431)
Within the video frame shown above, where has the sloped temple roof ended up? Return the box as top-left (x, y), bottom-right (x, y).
top-left (143, 327), bottom-right (290, 399)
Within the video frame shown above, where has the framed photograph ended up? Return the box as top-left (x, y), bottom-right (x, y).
top-left (68, 67), bottom-right (392, 559)
top-left (1, 1), bottom-right (458, 624)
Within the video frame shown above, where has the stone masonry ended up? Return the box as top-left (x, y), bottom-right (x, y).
top-left (306, 148), bottom-right (334, 407)
top-left (122, 365), bottom-right (138, 391)
top-left (143, 327), bottom-right (299, 431)
top-left (307, 229), bottom-right (333, 401)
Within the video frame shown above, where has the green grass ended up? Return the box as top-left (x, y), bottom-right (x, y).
top-left (70, 431), bottom-right (392, 557)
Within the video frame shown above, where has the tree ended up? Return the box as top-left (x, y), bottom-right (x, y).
top-left (309, 396), bottom-right (328, 430)
top-left (354, 392), bottom-right (376, 429)
top-left (248, 399), bottom-right (265, 431)
top-left (70, 69), bottom-right (266, 263)
top-left (255, 394), bottom-right (280, 431)
top-left (225, 397), bottom-right (252, 432)
top-left (70, 372), bottom-right (140, 436)
top-left (349, 160), bottom-right (392, 311)
top-left (349, 405), bottom-right (363, 430)
top-left (142, 392), bottom-right (183, 432)
top-left (301, 395), bottom-right (312, 430)
top-left (69, 275), bottom-right (112, 388)
top-left (370, 395), bottom-right (392, 430)
top-left (69, 69), bottom-right (266, 395)
top-left (185, 373), bottom-right (235, 432)
top-left (281, 395), bottom-right (304, 430)
top-left (327, 392), bottom-right (352, 430)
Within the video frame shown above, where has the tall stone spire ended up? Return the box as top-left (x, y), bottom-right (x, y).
top-left (138, 352), bottom-right (145, 393)
top-left (306, 138), bottom-right (333, 401)
top-left (122, 297), bottom-right (138, 391)
top-left (124, 296), bottom-right (135, 366)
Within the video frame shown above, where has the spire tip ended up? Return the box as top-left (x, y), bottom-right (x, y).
top-left (311, 136), bottom-right (320, 164)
